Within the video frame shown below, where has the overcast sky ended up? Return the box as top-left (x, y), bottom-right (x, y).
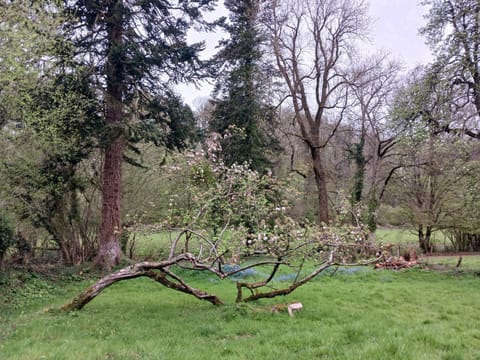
top-left (176, 0), bottom-right (433, 109)
top-left (369, 0), bottom-right (432, 67)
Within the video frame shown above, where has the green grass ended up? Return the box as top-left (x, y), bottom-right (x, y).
top-left (375, 228), bottom-right (418, 245)
top-left (130, 229), bottom-right (236, 260)
top-left (1, 268), bottom-right (480, 359)
top-left (130, 230), bottom-right (175, 258)
top-left (422, 255), bottom-right (480, 271)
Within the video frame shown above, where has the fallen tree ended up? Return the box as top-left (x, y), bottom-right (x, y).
top-left (63, 224), bottom-right (381, 311)
top-left (63, 139), bottom-right (381, 311)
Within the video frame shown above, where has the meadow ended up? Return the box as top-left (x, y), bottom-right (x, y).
top-left (375, 228), bottom-right (451, 248)
top-left (1, 263), bottom-right (480, 360)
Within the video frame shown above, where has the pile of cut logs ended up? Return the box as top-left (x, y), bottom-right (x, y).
top-left (374, 244), bottom-right (418, 270)
top-left (374, 257), bottom-right (418, 270)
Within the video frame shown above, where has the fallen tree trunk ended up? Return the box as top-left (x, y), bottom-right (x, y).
top-left (237, 260), bottom-right (332, 302)
top-left (62, 226), bottom-right (382, 311)
top-left (237, 253), bottom-right (382, 302)
top-left (62, 254), bottom-right (223, 311)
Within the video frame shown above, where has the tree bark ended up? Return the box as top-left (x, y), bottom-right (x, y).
top-left (63, 255), bottom-right (224, 311)
top-left (311, 146), bottom-right (329, 224)
top-left (238, 254), bottom-right (335, 303)
top-left (96, 0), bottom-right (125, 270)
top-left (96, 137), bottom-right (124, 269)
top-left (418, 224), bottom-right (433, 253)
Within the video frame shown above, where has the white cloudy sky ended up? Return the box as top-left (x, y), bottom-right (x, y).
top-left (176, 0), bottom-right (433, 109)
top-left (369, 0), bottom-right (432, 66)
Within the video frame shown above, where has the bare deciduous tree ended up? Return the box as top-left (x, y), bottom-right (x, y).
top-left (264, 0), bottom-right (369, 223)
top-left (346, 54), bottom-right (402, 228)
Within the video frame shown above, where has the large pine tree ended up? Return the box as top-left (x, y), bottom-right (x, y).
top-left (63, 0), bottom-right (216, 269)
top-left (210, 0), bottom-right (279, 172)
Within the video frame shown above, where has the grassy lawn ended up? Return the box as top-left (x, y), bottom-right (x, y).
top-left (422, 255), bottom-right (480, 271)
top-left (375, 228), bottom-right (419, 244)
top-left (130, 230), bottom-right (176, 258)
top-left (375, 228), bottom-right (449, 246)
top-left (133, 227), bottom-right (454, 258)
top-left (1, 267), bottom-right (480, 359)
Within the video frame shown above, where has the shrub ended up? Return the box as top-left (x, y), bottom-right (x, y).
top-left (0, 210), bottom-right (15, 265)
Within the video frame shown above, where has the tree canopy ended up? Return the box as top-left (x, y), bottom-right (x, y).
top-left (210, 0), bottom-right (280, 172)
top-left (60, 0), bottom-right (217, 269)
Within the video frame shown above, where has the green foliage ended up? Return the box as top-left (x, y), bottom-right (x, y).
top-left (391, 66), bottom-right (451, 141)
top-left (28, 72), bottom-right (102, 156)
top-left (0, 1), bottom-right (102, 264)
top-left (0, 211), bottom-right (15, 263)
top-left (0, 0), bottom-right (64, 128)
top-left (348, 138), bottom-right (366, 205)
top-left (1, 135), bottom-right (101, 262)
top-left (125, 92), bottom-right (200, 154)
top-left (0, 273), bottom-right (57, 311)
top-left (63, 0), bottom-right (216, 151)
top-left (390, 66), bottom-right (479, 251)
top-left (164, 93), bottom-right (200, 150)
top-left (1, 0), bottom-right (214, 266)
top-left (365, 195), bottom-right (378, 233)
top-left (419, 0), bottom-right (480, 139)
top-left (161, 135), bottom-right (296, 252)
top-left (421, 0), bottom-right (479, 73)
top-left (210, 0), bottom-right (280, 172)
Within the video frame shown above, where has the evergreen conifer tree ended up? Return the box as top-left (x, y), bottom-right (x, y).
top-left (63, 0), bottom-right (216, 269)
top-left (210, 0), bottom-right (279, 172)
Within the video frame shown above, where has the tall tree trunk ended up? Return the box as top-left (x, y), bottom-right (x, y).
top-left (97, 137), bottom-right (124, 269)
top-left (418, 224), bottom-right (433, 253)
top-left (96, 0), bottom-right (125, 270)
top-left (311, 146), bottom-right (329, 224)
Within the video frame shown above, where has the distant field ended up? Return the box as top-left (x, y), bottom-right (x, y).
top-left (129, 230), bottom-right (175, 258)
top-left (130, 229), bottom-right (236, 259)
top-left (130, 227), bottom-right (456, 260)
top-left (134, 228), bottom-right (429, 248)
top-left (421, 254), bottom-right (480, 272)
top-left (375, 228), bottom-right (450, 248)
top-left (375, 228), bottom-right (418, 244)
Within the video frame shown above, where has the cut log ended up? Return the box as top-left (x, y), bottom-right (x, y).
top-left (287, 302), bottom-right (303, 317)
